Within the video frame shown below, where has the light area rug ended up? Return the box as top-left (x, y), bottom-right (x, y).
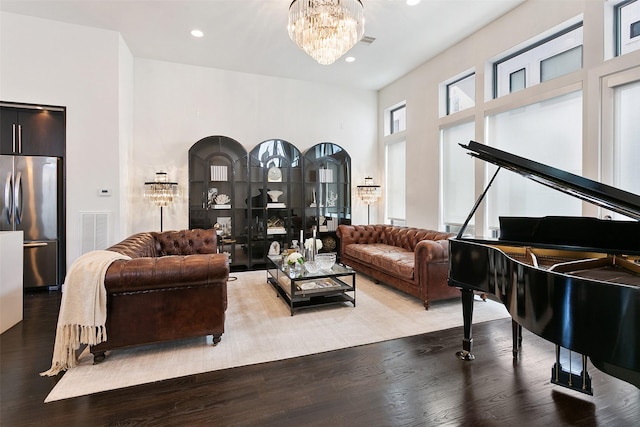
top-left (45, 270), bottom-right (509, 402)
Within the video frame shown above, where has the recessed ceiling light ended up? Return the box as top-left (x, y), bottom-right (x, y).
top-left (191, 29), bottom-right (204, 38)
top-left (407, 0), bottom-right (421, 5)
top-left (345, 56), bottom-right (356, 63)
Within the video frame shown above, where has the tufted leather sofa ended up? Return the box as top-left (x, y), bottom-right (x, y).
top-left (337, 225), bottom-right (459, 309)
top-left (90, 229), bottom-right (229, 363)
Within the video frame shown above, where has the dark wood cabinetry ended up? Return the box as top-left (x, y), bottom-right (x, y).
top-left (188, 136), bottom-right (351, 270)
top-left (1, 106), bottom-right (65, 157)
top-left (0, 102), bottom-right (66, 289)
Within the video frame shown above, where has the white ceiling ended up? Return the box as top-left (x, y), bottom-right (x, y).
top-left (0, 0), bottom-right (524, 91)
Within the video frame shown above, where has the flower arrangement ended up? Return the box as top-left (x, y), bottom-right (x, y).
top-left (286, 252), bottom-right (304, 266)
top-left (304, 238), bottom-right (323, 251)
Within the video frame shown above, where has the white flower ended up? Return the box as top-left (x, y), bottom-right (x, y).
top-left (304, 238), bottom-right (323, 251)
top-left (286, 252), bottom-right (304, 265)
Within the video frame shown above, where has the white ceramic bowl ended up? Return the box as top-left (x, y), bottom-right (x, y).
top-left (315, 253), bottom-right (336, 270)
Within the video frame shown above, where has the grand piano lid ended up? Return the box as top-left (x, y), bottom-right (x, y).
top-left (461, 140), bottom-right (640, 221)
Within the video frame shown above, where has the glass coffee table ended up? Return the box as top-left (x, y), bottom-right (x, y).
top-left (266, 255), bottom-right (356, 316)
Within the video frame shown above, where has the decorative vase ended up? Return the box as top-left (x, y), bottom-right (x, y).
top-left (267, 190), bottom-right (283, 202)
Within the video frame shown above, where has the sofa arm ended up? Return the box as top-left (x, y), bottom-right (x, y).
top-left (104, 253), bottom-right (229, 294)
top-left (415, 238), bottom-right (458, 307)
top-left (415, 239), bottom-right (450, 264)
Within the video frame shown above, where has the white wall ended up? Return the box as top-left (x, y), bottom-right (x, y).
top-left (1, 11), bottom-right (378, 271)
top-left (1, 12), bottom-right (126, 267)
top-left (130, 59), bottom-right (378, 233)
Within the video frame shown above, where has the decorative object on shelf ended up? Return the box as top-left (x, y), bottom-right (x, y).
top-left (144, 171), bottom-right (179, 232)
top-left (207, 187), bottom-right (218, 208)
top-left (322, 235), bottom-right (337, 251)
top-left (304, 235), bottom-right (323, 261)
top-left (316, 252), bottom-right (336, 270)
top-left (327, 190), bottom-right (338, 207)
top-left (304, 238), bottom-right (323, 251)
top-left (286, 252), bottom-right (304, 266)
top-left (210, 165), bottom-right (228, 181)
top-left (286, 251), bottom-right (305, 278)
top-left (267, 190), bottom-right (283, 202)
top-left (217, 217), bottom-right (232, 237)
top-left (267, 166), bottom-right (282, 182)
top-left (213, 222), bottom-right (222, 235)
top-left (356, 176), bottom-right (381, 224)
top-left (267, 216), bottom-right (286, 234)
top-left (319, 167), bottom-right (334, 183)
top-left (268, 241), bottom-right (281, 256)
top-left (287, 0), bottom-right (365, 65)
top-left (304, 260), bottom-right (321, 274)
top-left (215, 193), bottom-right (231, 205)
top-left (325, 217), bottom-right (337, 232)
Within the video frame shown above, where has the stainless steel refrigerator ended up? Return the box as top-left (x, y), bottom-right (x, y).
top-left (1, 155), bottom-right (60, 289)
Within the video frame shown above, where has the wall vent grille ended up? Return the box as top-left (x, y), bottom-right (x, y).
top-left (360, 35), bottom-right (376, 45)
top-left (80, 211), bottom-right (110, 254)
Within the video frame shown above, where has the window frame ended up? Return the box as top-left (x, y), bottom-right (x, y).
top-left (492, 22), bottom-right (583, 98)
top-left (615, 0), bottom-right (640, 56)
top-left (446, 73), bottom-right (476, 115)
top-left (389, 104), bottom-right (406, 135)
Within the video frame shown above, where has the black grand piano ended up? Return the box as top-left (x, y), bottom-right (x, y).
top-left (448, 140), bottom-right (640, 395)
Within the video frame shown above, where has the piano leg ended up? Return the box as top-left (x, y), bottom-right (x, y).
top-left (511, 320), bottom-right (522, 358)
top-left (456, 288), bottom-right (475, 361)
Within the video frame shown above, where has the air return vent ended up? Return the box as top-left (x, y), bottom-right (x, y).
top-left (80, 211), bottom-right (110, 254)
top-left (360, 35), bottom-right (376, 45)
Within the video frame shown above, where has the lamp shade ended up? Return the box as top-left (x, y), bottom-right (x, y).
top-left (144, 172), bottom-right (179, 207)
top-left (356, 176), bottom-right (381, 205)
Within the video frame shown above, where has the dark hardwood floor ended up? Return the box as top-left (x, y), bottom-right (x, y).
top-left (1, 291), bottom-right (638, 426)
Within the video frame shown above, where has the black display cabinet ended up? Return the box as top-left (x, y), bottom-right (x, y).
top-left (188, 135), bottom-right (249, 269)
top-left (247, 139), bottom-right (303, 268)
top-left (302, 143), bottom-right (351, 255)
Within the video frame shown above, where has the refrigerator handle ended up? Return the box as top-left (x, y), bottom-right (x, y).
top-left (14, 171), bottom-right (22, 225)
top-left (17, 124), bottom-right (22, 153)
top-left (24, 242), bottom-right (48, 248)
top-left (12, 124), bottom-right (16, 152)
top-left (3, 172), bottom-right (13, 223)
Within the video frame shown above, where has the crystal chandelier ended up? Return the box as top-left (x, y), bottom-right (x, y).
top-left (288, 0), bottom-right (365, 65)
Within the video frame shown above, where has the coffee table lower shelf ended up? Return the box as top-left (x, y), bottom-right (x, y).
top-left (267, 276), bottom-right (356, 316)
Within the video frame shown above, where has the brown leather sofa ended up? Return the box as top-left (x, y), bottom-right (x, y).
top-left (337, 224), bottom-right (459, 309)
top-left (90, 229), bottom-right (229, 363)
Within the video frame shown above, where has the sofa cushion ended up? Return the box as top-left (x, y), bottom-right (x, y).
top-left (155, 229), bottom-right (218, 256)
top-left (344, 243), bottom-right (414, 280)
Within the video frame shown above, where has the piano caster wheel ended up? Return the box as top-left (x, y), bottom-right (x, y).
top-left (456, 350), bottom-right (475, 361)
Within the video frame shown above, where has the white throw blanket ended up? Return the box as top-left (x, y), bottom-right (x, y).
top-left (40, 250), bottom-right (131, 376)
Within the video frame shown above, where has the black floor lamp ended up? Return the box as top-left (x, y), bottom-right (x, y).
top-left (144, 172), bottom-right (179, 231)
top-left (356, 177), bottom-right (381, 225)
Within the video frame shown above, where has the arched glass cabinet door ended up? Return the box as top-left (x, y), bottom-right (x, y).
top-left (303, 143), bottom-right (351, 256)
top-left (248, 139), bottom-right (303, 267)
top-left (188, 135), bottom-right (249, 269)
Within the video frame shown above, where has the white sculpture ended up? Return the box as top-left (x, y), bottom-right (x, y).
top-left (215, 193), bottom-right (231, 205)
